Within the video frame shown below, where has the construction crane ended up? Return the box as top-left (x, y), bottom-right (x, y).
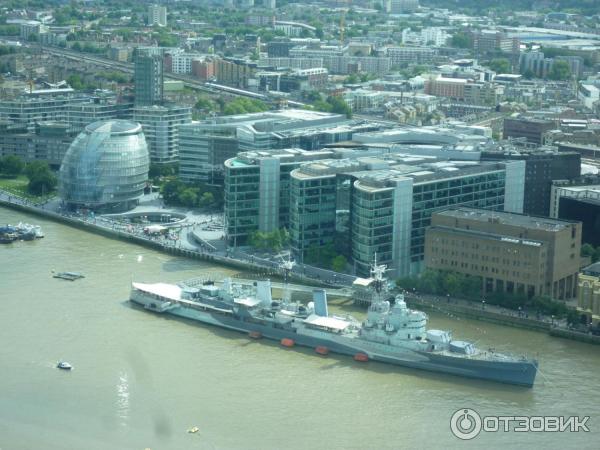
top-left (340, 10), bottom-right (345, 46)
top-left (27, 68), bottom-right (34, 94)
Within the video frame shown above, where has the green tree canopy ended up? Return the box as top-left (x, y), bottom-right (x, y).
top-left (178, 188), bottom-right (198, 208)
top-left (23, 161), bottom-right (56, 195)
top-left (222, 97), bottom-right (269, 116)
top-left (0, 155), bottom-right (24, 177)
top-left (451, 32), bottom-right (471, 49)
top-left (331, 255), bottom-right (347, 273)
top-left (488, 58), bottom-right (511, 74)
top-left (548, 60), bottom-right (571, 80)
top-left (314, 96), bottom-right (352, 118)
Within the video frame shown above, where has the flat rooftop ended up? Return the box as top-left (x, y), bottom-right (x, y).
top-left (582, 262), bottom-right (600, 277)
top-left (429, 225), bottom-right (545, 248)
top-left (435, 207), bottom-right (577, 231)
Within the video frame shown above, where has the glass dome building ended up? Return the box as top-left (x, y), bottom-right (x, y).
top-left (59, 120), bottom-right (150, 213)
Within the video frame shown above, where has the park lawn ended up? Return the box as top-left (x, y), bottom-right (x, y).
top-left (0, 175), bottom-right (56, 202)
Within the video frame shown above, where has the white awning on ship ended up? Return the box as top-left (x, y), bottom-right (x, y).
top-left (304, 314), bottom-right (350, 331)
top-left (133, 282), bottom-right (182, 301)
top-left (352, 277), bottom-right (373, 287)
top-left (234, 297), bottom-right (262, 307)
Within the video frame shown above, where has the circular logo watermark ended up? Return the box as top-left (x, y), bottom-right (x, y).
top-left (450, 408), bottom-right (482, 440)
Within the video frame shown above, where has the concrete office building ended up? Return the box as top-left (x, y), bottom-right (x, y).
top-left (482, 149), bottom-right (581, 216)
top-left (349, 161), bottom-right (525, 277)
top-left (259, 57), bottom-right (324, 70)
top-left (0, 94), bottom-right (90, 131)
top-left (503, 117), bottom-right (556, 145)
top-left (578, 262), bottom-right (600, 324)
top-left (134, 48), bottom-right (164, 106)
top-left (266, 41), bottom-right (298, 58)
top-left (0, 121), bottom-right (77, 168)
top-left (550, 181), bottom-right (600, 247)
top-left (133, 104), bottom-right (192, 164)
top-left (66, 100), bottom-right (133, 133)
top-left (425, 208), bottom-right (581, 300)
top-left (179, 109), bottom-right (382, 183)
top-left (288, 48), bottom-right (391, 76)
top-left (387, 47), bottom-right (436, 67)
top-left (225, 147), bottom-right (526, 277)
top-left (390, 0), bottom-right (419, 13)
top-left (148, 4), bottom-right (167, 27)
top-left (471, 30), bottom-right (520, 55)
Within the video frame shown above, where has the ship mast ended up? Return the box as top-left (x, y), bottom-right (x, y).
top-left (276, 250), bottom-right (295, 303)
top-left (370, 253), bottom-right (387, 303)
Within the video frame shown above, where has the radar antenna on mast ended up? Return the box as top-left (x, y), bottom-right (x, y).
top-left (370, 253), bottom-right (387, 294)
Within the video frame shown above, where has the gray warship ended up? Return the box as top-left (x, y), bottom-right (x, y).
top-left (130, 262), bottom-right (538, 387)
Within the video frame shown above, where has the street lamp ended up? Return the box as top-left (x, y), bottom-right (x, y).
top-left (518, 306), bottom-right (522, 317)
top-left (551, 315), bottom-right (555, 326)
top-left (482, 299), bottom-right (486, 310)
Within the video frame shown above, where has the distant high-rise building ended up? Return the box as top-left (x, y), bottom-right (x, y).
top-left (133, 104), bottom-right (191, 164)
top-left (148, 4), bottom-right (167, 27)
top-left (264, 0), bottom-right (276, 8)
top-left (134, 48), bottom-right (164, 106)
top-left (390, 0), bottom-right (419, 14)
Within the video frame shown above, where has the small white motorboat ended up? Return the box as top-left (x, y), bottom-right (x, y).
top-left (57, 361), bottom-right (72, 370)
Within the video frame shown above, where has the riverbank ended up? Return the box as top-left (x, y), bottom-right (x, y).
top-left (3, 196), bottom-right (597, 346)
top-left (405, 294), bottom-right (600, 345)
top-left (0, 198), bottom-right (330, 288)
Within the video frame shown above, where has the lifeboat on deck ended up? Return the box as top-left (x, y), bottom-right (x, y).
top-left (248, 331), bottom-right (262, 339)
top-left (315, 346), bottom-right (329, 355)
top-left (280, 338), bottom-right (295, 347)
top-left (354, 353), bottom-right (369, 362)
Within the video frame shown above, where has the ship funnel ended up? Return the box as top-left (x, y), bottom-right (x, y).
top-left (256, 280), bottom-right (272, 307)
top-left (313, 289), bottom-right (328, 317)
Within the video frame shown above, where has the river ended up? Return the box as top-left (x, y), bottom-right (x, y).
top-left (0, 207), bottom-right (598, 450)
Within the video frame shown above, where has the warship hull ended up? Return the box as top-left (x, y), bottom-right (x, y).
top-left (131, 293), bottom-right (537, 387)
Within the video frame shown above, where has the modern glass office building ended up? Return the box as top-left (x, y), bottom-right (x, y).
top-left (224, 148), bottom-right (333, 247)
top-left (351, 165), bottom-right (518, 277)
top-left (225, 146), bottom-right (525, 277)
top-left (289, 167), bottom-right (338, 257)
top-left (134, 48), bottom-right (164, 106)
top-left (59, 120), bottom-right (150, 213)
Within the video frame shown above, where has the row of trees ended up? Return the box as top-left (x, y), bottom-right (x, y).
top-left (312, 95), bottom-right (352, 119)
top-left (160, 179), bottom-right (221, 210)
top-left (222, 97), bottom-right (269, 116)
top-left (149, 163), bottom-right (178, 180)
top-left (397, 269), bottom-right (482, 301)
top-left (0, 156), bottom-right (56, 195)
top-left (66, 74), bottom-right (98, 91)
top-left (25, 161), bottom-right (57, 195)
top-left (0, 155), bottom-right (24, 178)
top-left (71, 41), bottom-right (106, 54)
top-left (397, 269), bottom-right (578, 321)
top-left (305, 243), bottom-right (348, 273)
top-left (487, 57), bottom-right (573, 81)
top-left (248, 229), bottom-right (290, 253)
top-left (581, 243), bottom-right (600, 264)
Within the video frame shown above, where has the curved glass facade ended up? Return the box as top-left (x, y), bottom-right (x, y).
top-left (59, 120), bottom-right (150, 212)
